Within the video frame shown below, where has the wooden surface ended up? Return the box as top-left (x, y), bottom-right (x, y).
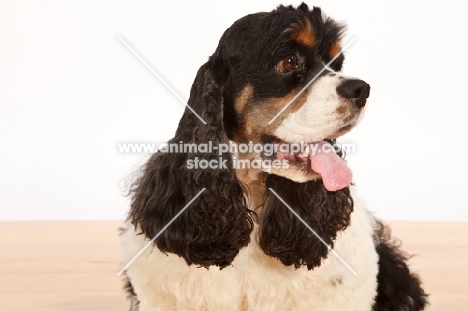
top-left (0, 221), bottom-right (467, 311)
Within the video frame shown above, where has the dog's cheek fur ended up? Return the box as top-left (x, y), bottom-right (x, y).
top-left (258, 174), bottom-right (353, 269)
top-left (128, 60), bottom-right (254, 269)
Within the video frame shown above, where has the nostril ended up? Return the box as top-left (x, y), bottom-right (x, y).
top-left (354, 89), bottom-right (362, 99)
top-left (336, 79), bottom-right (370, 108)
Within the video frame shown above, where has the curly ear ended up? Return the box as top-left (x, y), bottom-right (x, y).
top-left (128, 55), bottom-right (254, 269)
top-left (258, 175), bottom-right (353, 270)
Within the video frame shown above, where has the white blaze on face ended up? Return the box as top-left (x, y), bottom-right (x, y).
top-left (274, 73), bottom-right (361, 143)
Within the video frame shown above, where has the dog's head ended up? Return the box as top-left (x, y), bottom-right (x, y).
top-left (214, 3), bottom-right (369, 186)
top-left (129, 3), bottom-right (366, 270)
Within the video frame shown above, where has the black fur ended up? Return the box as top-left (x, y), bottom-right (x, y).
top-left (125, 3), bottom-right (429, 310)
top-left (128, 55), bottom-right (254, 269)
top-left (127, 3), bottom-right (347, 270)
top-left (372, 222), bottom-right (429, 310)
top-left (122, 272), bottom-right (140, 311)
top-left (259, 175), bottom-right (353, 269)
top-left (217, 5), bottom-right (346, 139)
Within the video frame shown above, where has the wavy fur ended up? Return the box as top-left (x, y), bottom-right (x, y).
top-left (372, 221), bottom-right (429, 310)
top-left (128, 57), bottom-right (254, 269)
top-left (122, 3), bottom-right (428, 310)
top-left (259, 175), bottom-right (353, 269)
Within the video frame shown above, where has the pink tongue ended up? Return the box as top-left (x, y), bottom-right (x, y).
top-left (309, 141), bottom-right (352, 191)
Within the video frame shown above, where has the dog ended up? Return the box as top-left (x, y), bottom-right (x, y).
top-left (119, 3), bottom-right (429, 310)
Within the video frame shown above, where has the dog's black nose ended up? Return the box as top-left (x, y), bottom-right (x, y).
top-left (336, 79), bottom-right (370, 109)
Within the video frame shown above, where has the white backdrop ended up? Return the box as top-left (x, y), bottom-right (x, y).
top-left (1, 0), bottom-right (467, 221)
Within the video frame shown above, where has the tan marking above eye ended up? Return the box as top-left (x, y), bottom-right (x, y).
top-left (291, 22), bottom-right (316, 47)
top-left (329, 42), bottom-right (342, 58)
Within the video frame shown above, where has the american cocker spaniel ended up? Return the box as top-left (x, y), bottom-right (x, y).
top-left (120, 3), bottom-right (429, 310)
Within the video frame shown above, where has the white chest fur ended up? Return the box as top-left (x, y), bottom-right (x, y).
top-left (120, 190), bottom-right (379, 311)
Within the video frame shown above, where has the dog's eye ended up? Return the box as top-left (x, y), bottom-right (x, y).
top-left (276, 55), bottom-right (301, 73)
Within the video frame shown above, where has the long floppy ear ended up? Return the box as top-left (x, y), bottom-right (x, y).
top-left (258, 174), bottom-right (353, 270)
top-left (128, 54), bottom-right (254, 269)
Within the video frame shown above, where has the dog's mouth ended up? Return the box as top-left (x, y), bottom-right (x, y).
top-left (261, 132), bottom-right (352, 191)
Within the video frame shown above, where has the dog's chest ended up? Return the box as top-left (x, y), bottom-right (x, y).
top-left (121, 192), bottom-right (379, 311)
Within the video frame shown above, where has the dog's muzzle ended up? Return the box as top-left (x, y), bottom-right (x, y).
top-left (336, 79), bottom-right (370, 109)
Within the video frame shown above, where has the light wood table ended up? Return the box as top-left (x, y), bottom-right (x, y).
top-left (1, 221), bottom-right (467, 310)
